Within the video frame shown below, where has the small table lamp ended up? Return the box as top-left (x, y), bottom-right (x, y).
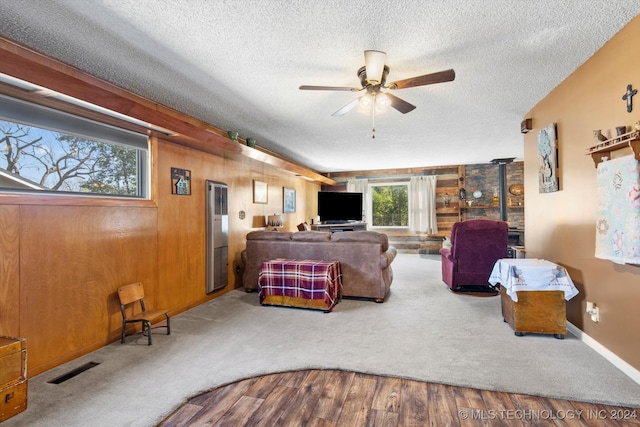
top-left (267, 214), bottom-right (284, 231)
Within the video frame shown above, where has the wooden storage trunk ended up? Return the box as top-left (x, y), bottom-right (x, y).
top-left (0, 380), bottom-right (27, 421)
top-left (500, 287), bottom-right (566, 339)
top-left (0, 336), bottom-right (27, 422)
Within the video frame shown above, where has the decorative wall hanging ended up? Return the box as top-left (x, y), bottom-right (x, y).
top-left (458, 187), bottom-right (466, 200)
top-left (508, 184), bottom-right (524, 196)
top-left (283, 187), bottom-right (296, 213)
top-left (171, 167), bottom-right (191, 195)
top-left (595, 155), bottom-right (640, 264)
top-left (622, 84), bottom-right (637, 113)
top-left (537, 123), bottom-right (559, 193)
top-left (253, 180), bottom-right (267, 204)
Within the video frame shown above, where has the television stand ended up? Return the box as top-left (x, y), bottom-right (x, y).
top-left (311, 222), bottom-right (367, 233)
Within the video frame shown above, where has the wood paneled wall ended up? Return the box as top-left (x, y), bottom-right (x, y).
top-left (0, 206), bottom-right (20, 335)
top-left (325, 163), bottom-right (526, 237)
top-left (154, 139), bottom-right (320, 313)
top-left (19, 205), bottom-right (159, 372)
top-left (0, 40), bottom-right (322, 376)
top-left (0, 137), bottom-right (319, 376)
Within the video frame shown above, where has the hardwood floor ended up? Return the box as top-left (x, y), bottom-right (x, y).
top-left (159, 369), bottom-right (639, 426)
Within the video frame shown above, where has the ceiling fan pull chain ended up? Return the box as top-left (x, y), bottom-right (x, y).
top-left (371, 109), bottom-right (376, 139)
top-left (371, 94), bottom-right (376, 139)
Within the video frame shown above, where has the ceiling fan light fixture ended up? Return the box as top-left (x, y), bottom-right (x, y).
top-left (375, 92), bottom-right (390, 110)
top-left (364, 50), bottom-right (386, 84)
top-left (359, 93), bottom-right (373, 109)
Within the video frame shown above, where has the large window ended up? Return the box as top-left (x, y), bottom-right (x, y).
top-left (0, 94), bottom-right (148, 197)
top-left (370, 183), bottom-right (409, 227)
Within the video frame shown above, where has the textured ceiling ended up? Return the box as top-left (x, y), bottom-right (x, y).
top-left (0, 1), bottom-right (639, 173)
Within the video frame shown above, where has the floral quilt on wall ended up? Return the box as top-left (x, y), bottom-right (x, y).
top-left (595, 155), bottom-right (640, 264)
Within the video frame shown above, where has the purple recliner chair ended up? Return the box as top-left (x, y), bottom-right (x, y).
top-left (439, 219), bottom-right (508, 291)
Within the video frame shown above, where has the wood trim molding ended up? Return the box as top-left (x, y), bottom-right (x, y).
top-left (0, 38), bottom-right (335, 185)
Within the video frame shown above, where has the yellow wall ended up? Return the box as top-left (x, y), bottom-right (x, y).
top-left (524, 16), bottom-right (640, 370)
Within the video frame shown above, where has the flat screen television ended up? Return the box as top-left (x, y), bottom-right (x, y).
top-left (317, 191), bottom-right (363, 223)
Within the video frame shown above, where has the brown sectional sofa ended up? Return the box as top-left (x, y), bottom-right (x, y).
top-left (242, 230), bottom-right (397, 302)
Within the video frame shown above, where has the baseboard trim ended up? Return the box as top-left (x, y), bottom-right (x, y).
top-left (567, 322), bottom-right (640, 386)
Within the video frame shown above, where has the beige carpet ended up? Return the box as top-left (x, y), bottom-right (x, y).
top-left (5, 254), bottom-right (640, 426)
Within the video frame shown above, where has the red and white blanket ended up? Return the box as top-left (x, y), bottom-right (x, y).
top-left (258, 259), bottom-right (342, 310)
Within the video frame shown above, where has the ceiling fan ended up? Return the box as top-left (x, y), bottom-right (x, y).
top-left (299, 50), bottom-right (455, 118)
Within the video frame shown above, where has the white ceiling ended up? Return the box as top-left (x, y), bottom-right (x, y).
top-left (0, 1), bottom-right (639, 173)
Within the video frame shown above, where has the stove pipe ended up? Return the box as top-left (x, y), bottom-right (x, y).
top-left (491, 158), bottom-right (515, 222)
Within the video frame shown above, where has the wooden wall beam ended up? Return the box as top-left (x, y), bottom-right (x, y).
top-left (0, 38), bottom-right (334, 185)
top-left (325, 164), bottom-right (461, 180)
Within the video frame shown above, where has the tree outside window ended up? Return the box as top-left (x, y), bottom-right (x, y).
top-left (371, 184), bottom-right (409, 227)
top-left (1, 120), bottom-right (143, 196)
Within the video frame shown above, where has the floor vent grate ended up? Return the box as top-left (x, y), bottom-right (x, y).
top-left (47, 361), bottom-right (100, 384)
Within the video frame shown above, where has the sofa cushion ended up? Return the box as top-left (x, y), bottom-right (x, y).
top-left (291, 231), bottom-right (331, 242)
top-left (331, 231), bottom-right (389, 251)
top-left (246, 231), bottom-right (293, 241)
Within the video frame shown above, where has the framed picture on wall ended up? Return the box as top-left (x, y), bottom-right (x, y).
top-left (537, 122), bottom-right (559, 193)
top-left (283, 187), bottom-right (296, 213)
top-left (253, 180), bottom-right (267, 204)
top-left (171, 167), bottom-right (191, 195)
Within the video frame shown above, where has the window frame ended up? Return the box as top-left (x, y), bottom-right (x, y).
top-left (0, 92), bottom-right (151, 201)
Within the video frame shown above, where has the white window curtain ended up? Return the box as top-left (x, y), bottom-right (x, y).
top-left (346, 178), bottom-right (369, 224)
top-left (409, 176), bottom-right (438, 234)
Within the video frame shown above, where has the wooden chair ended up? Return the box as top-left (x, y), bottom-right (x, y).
top-left (117, 282), bottom-right (170, 345)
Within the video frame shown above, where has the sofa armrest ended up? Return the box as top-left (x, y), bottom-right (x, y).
top-left (379, 246), bottom-right (397, 269)
top-left (439, 247), bottom-right (454, 263)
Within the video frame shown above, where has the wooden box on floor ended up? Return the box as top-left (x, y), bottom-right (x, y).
top-left (500, 287), bottom-right (566, 339)
top-left (0, 336), bottom-right (27, 422)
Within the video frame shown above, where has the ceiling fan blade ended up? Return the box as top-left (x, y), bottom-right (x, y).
top-left (299, 85), bottom-right (360, 91)
top-left (332, 97), bottom-right (361, 117)
top-left (385, 93), bottom-right (416, 114)
top-left (387, 69), bottom-right (455, 89)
